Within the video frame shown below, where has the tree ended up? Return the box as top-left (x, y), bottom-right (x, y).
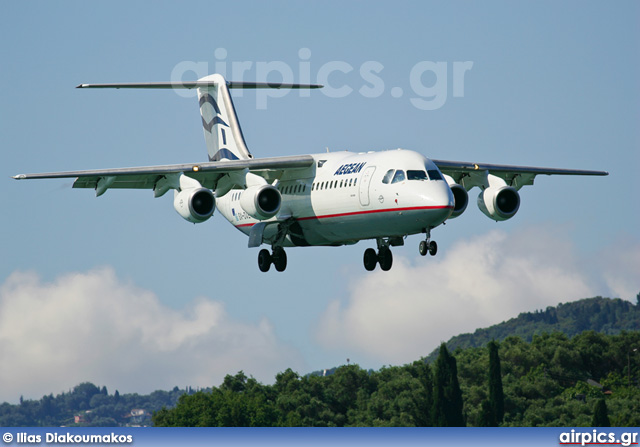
top-left (433, 344), bottom-right (465, 426)
top-left (478, 399), bottom-right (493, 427)
top-left (591, 399), bottom-right (610, 427)
top-left (488, 341), bottom-right (504, 426)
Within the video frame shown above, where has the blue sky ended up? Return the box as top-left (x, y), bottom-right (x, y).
top-left (1, 1), bottom-right (638, 403)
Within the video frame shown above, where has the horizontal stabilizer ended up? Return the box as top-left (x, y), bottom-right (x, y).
top-left (77, 81), bottom-right (323, 89)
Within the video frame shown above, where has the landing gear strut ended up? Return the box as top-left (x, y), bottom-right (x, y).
top-left (258, 247), bottom-right (288, 272)
top-left (362, 239), bottom-right (394, 272)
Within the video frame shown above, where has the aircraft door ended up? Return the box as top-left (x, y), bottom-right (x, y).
top-left (359, 166), bottom-right (376, 206)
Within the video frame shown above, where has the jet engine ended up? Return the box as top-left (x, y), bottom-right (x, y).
top-left (443, 175), bottom-right (469, 219)
top-left (448, 183), bottom-right (469, 219)
top-left (174, 187), bottom-right (216, 223)
top-left (240, 184), bottom-right (282, 220)
top-left (477, 185), bottom-right (520, 221)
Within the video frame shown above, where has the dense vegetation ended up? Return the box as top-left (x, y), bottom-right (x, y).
top-left (153, 330), bottom-right (640, 427)
top-left (0, 383), bottom-right (195, 427)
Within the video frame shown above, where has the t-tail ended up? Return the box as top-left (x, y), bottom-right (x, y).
top-left (77, 74), bottom-right (322, 162)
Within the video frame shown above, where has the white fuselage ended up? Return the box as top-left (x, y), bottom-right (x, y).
top-left (215, 149), bottom-right (455, 247)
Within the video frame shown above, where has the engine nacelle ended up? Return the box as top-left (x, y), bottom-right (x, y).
top-left (449, 183), bottom-right (469, 219)
top-left (443, 175), bottom-right (469, 219)
top-left (240, 184), bottom-right (281, 220)
top-left (174, 187), bottom-right (215, 223)
top-left (477, 186), bottom-right (520, 221)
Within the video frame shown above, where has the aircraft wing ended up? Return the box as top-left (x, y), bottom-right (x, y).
top-left (432, 159), bottom-right (608, 189)
top-left (13, 155), bottom-right (314, 194)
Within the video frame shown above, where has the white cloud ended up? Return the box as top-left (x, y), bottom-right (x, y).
top-left (598, 235), bottom-right (640, 301)
top-left (0, 268), bottom-right (304, 403)
top-left (316, 226), bottom-right (640, 365)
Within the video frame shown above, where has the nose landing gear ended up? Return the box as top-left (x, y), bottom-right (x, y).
top-left (419, 239), bottom-right (437, 256)
top-left (419, 228), bottom-right (437, 256)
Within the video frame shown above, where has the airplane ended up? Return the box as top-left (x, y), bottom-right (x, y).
top-left (13, 73), bottom-right (608, 272)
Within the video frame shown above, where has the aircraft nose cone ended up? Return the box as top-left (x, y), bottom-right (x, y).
top-left (428, 182), bottom-right (455, 222)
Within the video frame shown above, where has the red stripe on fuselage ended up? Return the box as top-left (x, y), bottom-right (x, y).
top-left (234, 205), bottom-right (452, 228)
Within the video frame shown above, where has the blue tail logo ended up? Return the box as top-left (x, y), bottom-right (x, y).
top-left (199, 92), bottom-right (238, 161)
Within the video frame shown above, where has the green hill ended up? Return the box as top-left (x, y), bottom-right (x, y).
top-left (425, 296), bottom-right (640, 363)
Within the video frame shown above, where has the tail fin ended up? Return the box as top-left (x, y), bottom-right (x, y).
top-left (197, 74), bottom-right (252, 161)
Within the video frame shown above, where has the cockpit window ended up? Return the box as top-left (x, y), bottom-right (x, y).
top-left (427, 169), bottom-right (444, 181)
top-left (391, 170), bottom-right (406, 183)
top-left (407, 170), bottom-right (428, 181)
top-left (382, 169), bottom-right (394, 184)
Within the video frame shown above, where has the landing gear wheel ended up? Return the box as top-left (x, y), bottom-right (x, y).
top-left (428, 240), bottom-right (438, 256)
top-left (273, 247), bottom-right (287, 272)
top-left (419, 240), bottom-right (428, 256)
top-left (258, 249), bottom-right (272, 272)
top-left (363, 248), bottom-right (378, 271)
top-left (378, 247), bottom-right (393, 271)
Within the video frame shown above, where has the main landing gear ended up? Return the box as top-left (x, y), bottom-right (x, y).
top-left (258, 247), bottom-right (287, 272)
top-left (363, 238), bottom-right (395, 272)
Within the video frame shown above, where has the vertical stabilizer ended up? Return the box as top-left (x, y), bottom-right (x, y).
top-left (197, 74), bottom-right (252, 161)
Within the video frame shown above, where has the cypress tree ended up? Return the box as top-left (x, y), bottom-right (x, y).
top-left (433, 343), bottom-right (465, 426)
top-left (488, 340), bottom-right (504, 426)
top-left (478, 399), bottom-right (493, 427)
top-left (592, 399), bottom-right (610, 427)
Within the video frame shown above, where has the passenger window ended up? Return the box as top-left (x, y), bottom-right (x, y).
top-left (391, 170), bottom-right (406, 183)
top-left (427, 169), bottom-right (444, 181)
top-left (407, 170), bottom-right (427, 181)
top-left (382, 169), bottom-right (394, 184)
